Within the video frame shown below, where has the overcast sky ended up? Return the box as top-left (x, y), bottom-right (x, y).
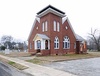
top-left (0, 0), bottom-right (100, 41)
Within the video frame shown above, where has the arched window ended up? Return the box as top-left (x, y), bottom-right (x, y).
top-left (54, 37), bottom-right (59, 49)
top-left (63, 36), bottom-right (70, 49)
top-left (45, 40), bottom-right (48, 49)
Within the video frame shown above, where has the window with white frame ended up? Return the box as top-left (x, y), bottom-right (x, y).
top-left (54, 21), bottom-right (56, 31)
top-left (45, 21), bottom-right (48, 31)
top-left (54, 37), bottom-right (59, 49)
top-left (42, 21), bottom-right (48, 32)
top-left (63, 36), bottom-right (70, 49)
top-left (57, 22), bottom-right (60, 32)
top-left (42, 22), bottom-right (44, 32)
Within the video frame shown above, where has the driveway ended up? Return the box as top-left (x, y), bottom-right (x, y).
top-left (43, 57), bottom-right (100, 76)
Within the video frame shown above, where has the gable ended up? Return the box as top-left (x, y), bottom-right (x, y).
top-left (28, 18), bottom-right (40, 41)
top-left (33, 34), bottom-right (50, 41)
top-left (62, 17), bottom-right (77, 39)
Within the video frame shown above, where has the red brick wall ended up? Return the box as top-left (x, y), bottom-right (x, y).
top-left (28, 20), bottom-right (40, 53)
top-left (28, 13), bottom-right (76, 55)
top-left (41, 50), bottom-right (50, 56)
top-left (62, 19), bottom-right (76, 53)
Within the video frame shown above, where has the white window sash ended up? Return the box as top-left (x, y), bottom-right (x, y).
top-left (42, 23), bottom-right (44, 32)
top-left (54, 37), bottom-right (59, 49)
top-left (45, 21), bottom-right (47, 31)
top-left (63, 37), bottom-right (70, 49)
top-left (54, 21), bottom-right (56, 31)
top-left (57, 22), bottom-right (60, 32)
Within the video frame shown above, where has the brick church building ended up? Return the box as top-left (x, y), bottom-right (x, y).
top-left (28, 5), bottom-right (87, 55)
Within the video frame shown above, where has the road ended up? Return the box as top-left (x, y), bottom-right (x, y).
top-left (43, 57), bottom-right (100, 76)
top-left (0, 61), bottom-right (33, 76)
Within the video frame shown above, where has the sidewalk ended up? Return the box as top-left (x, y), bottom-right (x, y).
top-left (0, 55), bottom-right (77, 76)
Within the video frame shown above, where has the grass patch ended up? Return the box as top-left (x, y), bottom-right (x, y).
top-left (26, 58), bottom-right (49, 65)
top-left (8, 62), bottom-right (28, 70)
top-left (8, 61), bottom-right (15, 65)
top-left (0, 52), bottom-right (31, 57)
top-left (26, 52), bottom-right (100, 65)
top-left (26, 58), bottom-right (41, 64)
top-left (0, 57), bottom-right (28, 70)
top-left (64, 53), bottom-right (92, 57)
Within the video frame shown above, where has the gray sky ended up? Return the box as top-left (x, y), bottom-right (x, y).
top-left (0, 0), bottom-right (100, 41)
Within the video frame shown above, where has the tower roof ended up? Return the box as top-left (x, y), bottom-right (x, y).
top-left (36, 5), bottom-right (66, 18)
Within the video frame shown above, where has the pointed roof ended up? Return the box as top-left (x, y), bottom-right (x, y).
top-left (36, 5), bottom-right (66, 18)
top-left (33, 34), bottom-right (50, 41)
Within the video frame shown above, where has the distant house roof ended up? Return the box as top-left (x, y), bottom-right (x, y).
top-left (76, 34), bottom-right (85, 41)
top-left (36, 5), bottom-right (66, 18)
top-left (33, 34), bottom-right (50, 41)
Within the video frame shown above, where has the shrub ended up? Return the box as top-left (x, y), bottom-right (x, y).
top-left (0, 46), bottom-right (6, 50)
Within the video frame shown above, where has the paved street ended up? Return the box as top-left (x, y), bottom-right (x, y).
top-left (43, 57), bottom-right (100, 76)
top-left (0, 61), bottom-right (33, 76)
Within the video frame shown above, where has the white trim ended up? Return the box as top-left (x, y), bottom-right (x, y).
top-left (62, 17), bottom-right (68, 24)
top-left (36, 17), bottom-right (40, 23)
top-left (37, 8), bottom-right (66, 18)
top-left (67, 18), bottom-right (77, 39)
top-left (41, 40), bottom-right (44, 50)
top-left (34, 40), bottom-right (37, 50)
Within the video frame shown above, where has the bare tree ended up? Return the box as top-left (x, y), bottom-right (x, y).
top-left (1, 35), bottom-right (13, 49)
top-left (88, 28), bottom-right (100, 51)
